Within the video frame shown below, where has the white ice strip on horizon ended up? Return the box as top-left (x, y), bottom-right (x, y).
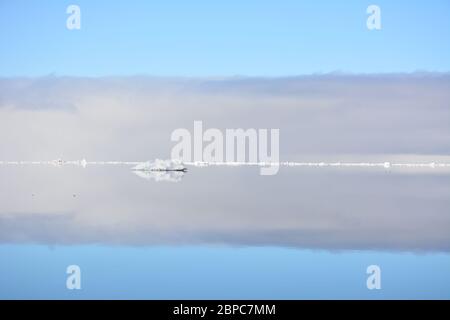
top-left (0, 159), bottom-right (141, 167)
top-left (1, 159), bottom-right (450, 169)
top-left (184, 161), bottom-right (450, 169)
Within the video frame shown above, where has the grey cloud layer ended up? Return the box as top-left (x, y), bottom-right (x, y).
top-left (1, 74), bottom-right (449, 158)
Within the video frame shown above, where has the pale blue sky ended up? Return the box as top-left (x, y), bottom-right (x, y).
top-left (1, 0), bottom-right (449, 76)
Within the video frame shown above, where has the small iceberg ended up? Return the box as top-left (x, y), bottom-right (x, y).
top-left (132, 159), bottom-right (187, 172)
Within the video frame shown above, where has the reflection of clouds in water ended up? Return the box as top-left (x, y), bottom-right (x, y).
top-left (0, 165), bottom-right (449, 251)
top-left (0, 75), bottom-right (449, 251)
